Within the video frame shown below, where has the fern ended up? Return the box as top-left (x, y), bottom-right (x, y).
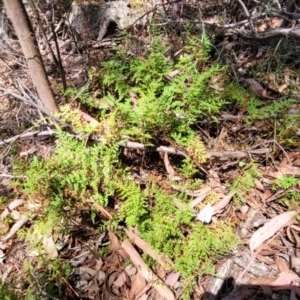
top-left (231, 161), bottom-right (262, 203)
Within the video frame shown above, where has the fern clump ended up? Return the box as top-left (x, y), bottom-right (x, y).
top-left (231, 161), bottom-right (262, 203)
top-left (91, 35), bottom-right (227, 163)
top-left (10, 33), bottom-right (241, 299)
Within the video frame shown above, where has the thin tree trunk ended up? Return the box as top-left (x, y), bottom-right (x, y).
top-left (3, 0), bottom-right (59, 114)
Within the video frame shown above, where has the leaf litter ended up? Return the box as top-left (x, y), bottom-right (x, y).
top-left (1, 2), bottom-right (300, 299)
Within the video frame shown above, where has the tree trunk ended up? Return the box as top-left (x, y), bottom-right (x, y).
top-left (3, 0), bottom-right (59, 114)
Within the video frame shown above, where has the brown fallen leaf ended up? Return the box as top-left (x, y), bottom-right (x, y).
top-left (129, 273), bottom-right (147, 300)
top-left (250, 211), bottom-right (298, 254)
top-left (165, 68), bottom-right (184, 80)
top-left (279, 165), bottom-right (300, 176)
top-left (164, 152), bottom-right (175, 180)
top-left (212, 193), bottom-right (234, 215)
top-left (276, 256), bottom-right (289, 272)
top-left (251, 270), bottom-right (300, 287)
top-left (190, 186), bottom-right (211, 208)
top-left (2, 214), bottom-right (29, 242)
top-left (109, 231), bottom-right (129, 261)
top-left (237, 210), bottom-right (298, 282)
top-left (43, 234), bottom-right (58, 259)
top-left (1, 198), bottom-right (25, 220)
top-left (124, 229), bottom-right (174, 269)
top-left (86, 197), bottom-right (113, 219)
top-left (76, 109), bottom-right (100, 125)
top-left (121, 239), bottom-right (175, 300)
top-left (245, 78), bottom-right (276, 100)
top-left (165, 272), bottom-right (180, 287)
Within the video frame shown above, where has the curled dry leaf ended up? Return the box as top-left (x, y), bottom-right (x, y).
top-left (2, 214), bottom-right (29, 242)
top-left (1, 198), bottom-right (25, 220)
top-left (109, 231), bottom-right (130, 260)
top-left (212, 193), bottom-right (234, 215)
top-left (124, 229), bottom-right (174, 268)
top-left (251, 270), bottom-right (300, 288)
top-left (250, 211), bottom-right (298, 254)
top-left (43, 234), bottom-right (58, 259)
top-left (245, 78), bottom-right (275, 100)
top-left (190, 186), bottom-right (210, 208)
top-left (164, 152), bottom-right (175, 179)
top-left (121, 239), bottom-right (175, 300)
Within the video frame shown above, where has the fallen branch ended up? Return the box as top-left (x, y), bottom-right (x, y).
top-left (0, 86), bottom-right (60, 119)
top-left (0, 129), bottom-right (56, 146)
top-left (0, 129), bottom-right (271, 158)
top-left (226, 27), bottom-right (300, 40)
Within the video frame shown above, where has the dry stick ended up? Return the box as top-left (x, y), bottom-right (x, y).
top-left (15, 79), bottom-right (44, 120)
top-left (226, 27), bottom-right (300, 40)
top-left (237, 0), bottom-right (255, 32)
top-left (27, 0), bottom-right (59, 67)
top-left (30, 268), bottom-right (60, 300)
top-left (61, 277), bottom-right (82, 299)
top-left (0, 130), bottom-right (56, 147)
top-left (0, 128), bottom-right (272, 159)
top-left (0, 87), bottom-right (67, 126)
top-left (46, 0), bottom-right (67, 91)
top-left (26, 0), bottom-right (66, 89)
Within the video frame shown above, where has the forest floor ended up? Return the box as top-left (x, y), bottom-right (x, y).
top-left (0, 1), bottom-right (300, 300)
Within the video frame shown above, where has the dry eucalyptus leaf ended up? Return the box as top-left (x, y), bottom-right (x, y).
top-left (129, 273), bottom-right (147, 300)
top-left (276, 256), bottom-right (289, 272)
top-left (250, 211), bottom-right (298, 254)
top-left (190, 187), bottom-right (211, 208)
top-left (212, 193), bottom-right (234, 214)
top-left (164, 152), bottom-right (175, 179)
top-left (124, 229), bottom-right (174, 268)
top-left (251, 270), bottom-right (300, 287)
top-left (109, 230), bottom-right (120, 252)
top-left (43, 234), bottom-right (58, 259)
top-left (1, 199), bottom-right (25, 220)
top-left (121, 239), bottom-right (175, 300)
top-left (165, 272), bottom-right (180, 287)
top-left (2, 214), bottom-right (29, 242)
top-left (109, 230), bottom-right (129, 260)
top-left (246, 78), bottom-right (275, 100)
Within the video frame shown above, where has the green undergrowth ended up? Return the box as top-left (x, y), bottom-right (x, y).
top-left (227, 84), bottom-right (300, 146)
top-left (272, 175), bottom-right (300, 209)
top-left (7, 32), bottom-right (299, 299)
top-left (231, 161), bottom-right (262, 204)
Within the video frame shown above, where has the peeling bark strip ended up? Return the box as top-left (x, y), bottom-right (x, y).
top-left (3, 0), bottom-right (59, 114)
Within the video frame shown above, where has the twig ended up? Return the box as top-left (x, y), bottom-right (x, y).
top-left (203, 13), bottom-right (265, 29)
top-left (0, 129), bottom-right (56, 147)
top-left (0, 128), bottom-right (272, 160)
top-left (30, 268), bottom-right (60, 300)
top-left (226, 27), bottom-right (300, 40)
top-left (61, 277), bottom-right (82, 299)
top-left (237, 0), bottom-right (255, 32)
top-left (0, 86), bottom-right (56, 119)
